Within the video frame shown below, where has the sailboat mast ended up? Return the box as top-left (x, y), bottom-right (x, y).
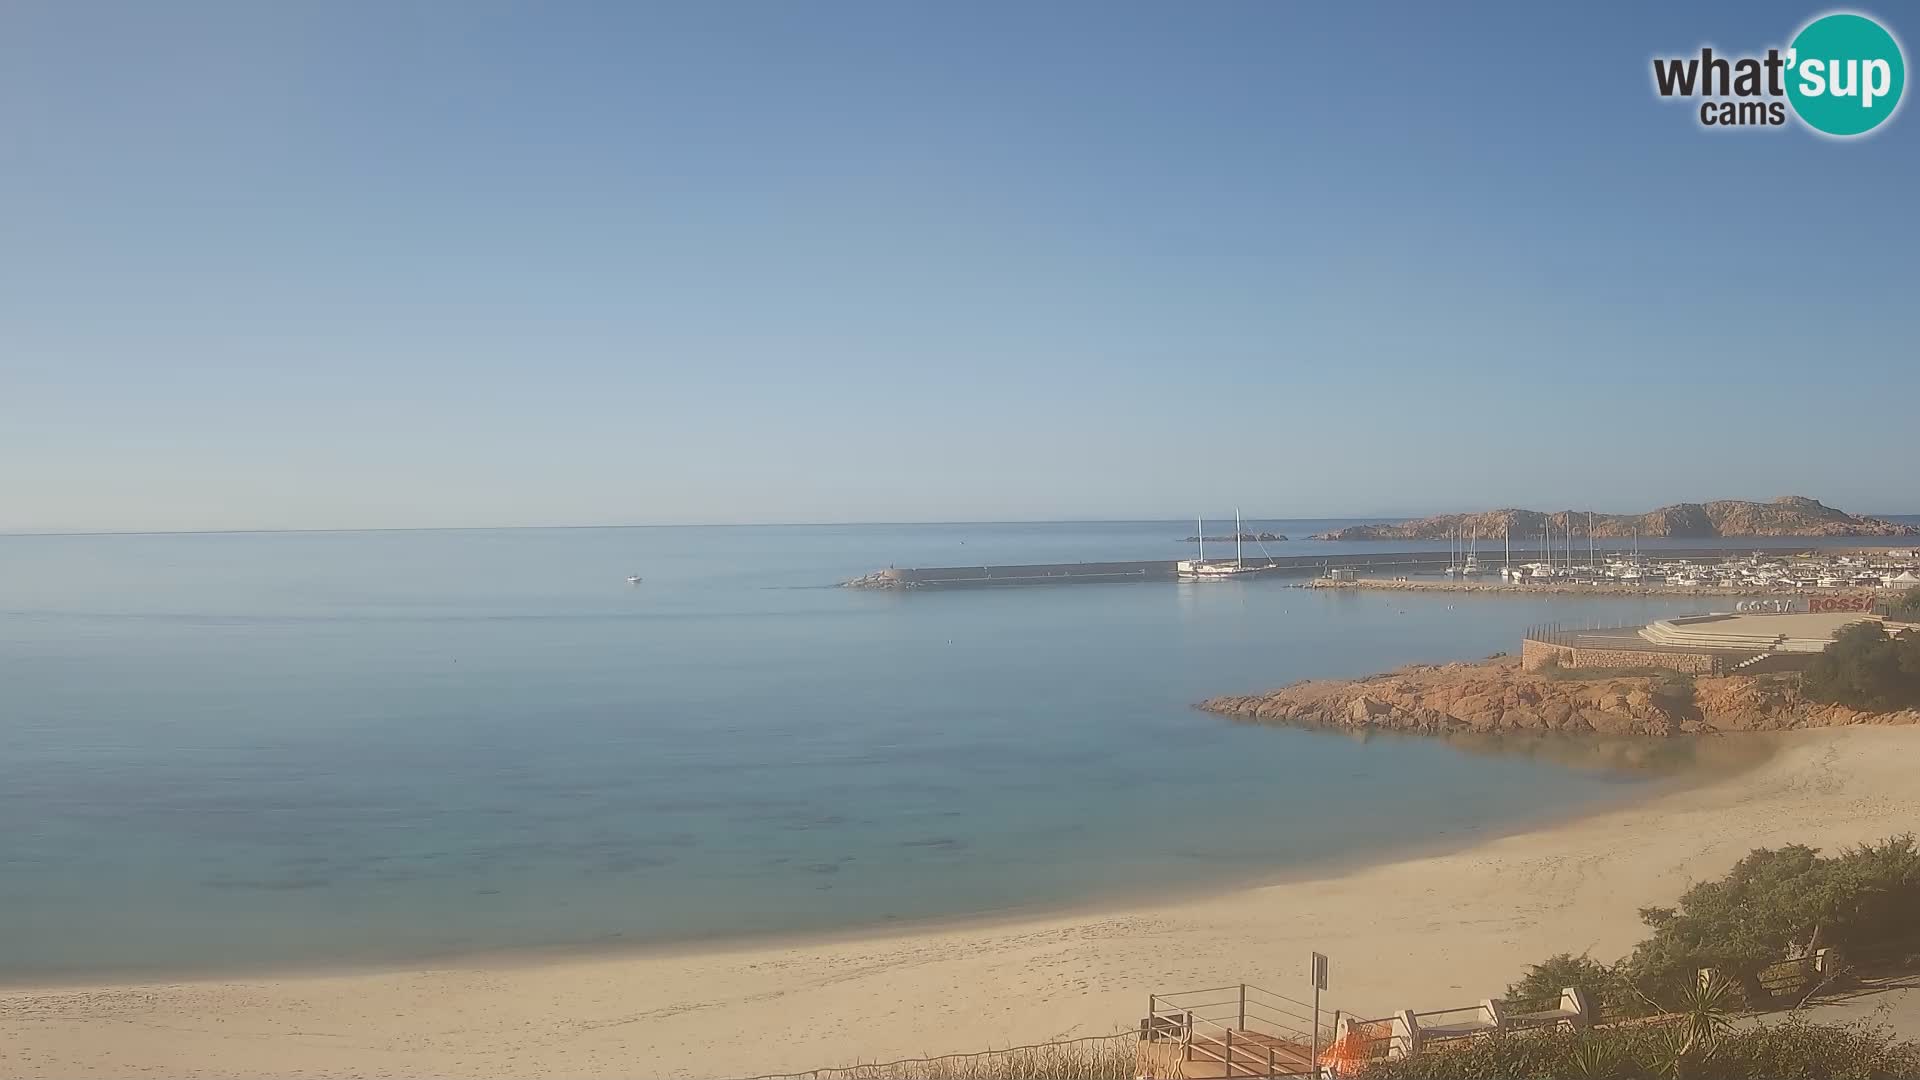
top-left (1197, 516), bottom-right (1204, 563)
top-left (1235, 507), bottom-right (1243, 568)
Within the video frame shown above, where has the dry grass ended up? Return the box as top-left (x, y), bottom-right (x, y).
top-left (729, 1032), bottom-right (1137, 1080)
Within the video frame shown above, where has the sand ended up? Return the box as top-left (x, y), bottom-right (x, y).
top-left (4, 726), bottom-right (1918, 1080)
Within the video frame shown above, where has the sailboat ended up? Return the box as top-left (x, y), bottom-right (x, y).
top-left (1178, 509), bottom-right (1270, 580)
top-left (1460, 527), bottom-right (1486, 576)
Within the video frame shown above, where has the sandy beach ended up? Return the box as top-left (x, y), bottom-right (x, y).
top-left (4, 726), bottom-right (1918, 1080)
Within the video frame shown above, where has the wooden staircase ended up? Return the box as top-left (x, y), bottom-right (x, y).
top-left (1140, 984), bottom-right (1326, 1079)
top-left (1180, 1029), bottom-right (1315, 1077)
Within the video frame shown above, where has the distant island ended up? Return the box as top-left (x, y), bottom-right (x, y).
top-left (1181, 531), bottom-right (1287, 543)
top-left (1311, 496), bottom-right (1917, 541)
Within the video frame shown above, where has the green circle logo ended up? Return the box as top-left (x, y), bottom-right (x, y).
top-left (1786, 13), bottom-right (1906, 136)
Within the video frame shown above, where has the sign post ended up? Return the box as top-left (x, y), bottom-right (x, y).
top-left (1311, 952), bottom-right (1329, 1078)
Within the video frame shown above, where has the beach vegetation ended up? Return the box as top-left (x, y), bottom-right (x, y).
top-left (1505, 952), bottom-right (1636, 1018)
top-left (1503, 837), bottom-right (1920, 1016)
top-left (1625, 835), bottom-right (1920, 1008)
top-left (1354, 1016), bottom-right (1920, 1080)
top-left (1893, 585), bottom-right (1920, 615)
top-left (736, 1032), bottom-right (1137, 1080)
top-left (1801, 623), bottom-right (1920, 711)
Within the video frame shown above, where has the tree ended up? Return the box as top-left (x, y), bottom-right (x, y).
top-left (1801, 622), bottom-right (1920, 711)
top-left (1624, 844), bottom-right (1835, 1008)
top-left (1622, 837), bottom-right (1920, 1009)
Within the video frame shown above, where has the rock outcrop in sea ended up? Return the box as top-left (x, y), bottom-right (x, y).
top-left (1310, 496), bottom-right (1917, 541)
top-left (1197, 656), bottom-right (1920, 738)
top-left (1181, 532), bottom-right (1288, 543)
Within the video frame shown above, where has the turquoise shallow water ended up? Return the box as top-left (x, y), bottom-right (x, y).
top-left (0, 520), bottom-right (1908, 978)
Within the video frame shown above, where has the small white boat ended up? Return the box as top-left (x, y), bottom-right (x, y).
top-left (626, 574), bottom-right (644, 585)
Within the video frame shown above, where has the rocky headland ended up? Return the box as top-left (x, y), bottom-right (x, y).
top-left (1311, 496), bottom-right (1916, 541)
top-left (1181, 531), bottom-right (1287, 543)
top-left (1198, 655), bottom-right (1919, 738)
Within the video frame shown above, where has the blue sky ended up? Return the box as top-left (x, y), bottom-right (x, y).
top-left (3, 1), bottom-right (1914, 531)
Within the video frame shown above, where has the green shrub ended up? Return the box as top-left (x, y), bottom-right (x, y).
top-left (1801, 623), bottom-right (1920, 711)
top-left (1354, 1017), bottom-right (1920, 1079)
top-left (1711, 1015), bottom-right (1920, 1080)
top-left (1502, 837), bottom-right (1920, 1015)
top-left (1505, 953), bottom-right (1640, 1017)
top-left (772, 1035), bottom-right (1137, 1080)
top-left (1624, 836), bottom-right (1920, 1008)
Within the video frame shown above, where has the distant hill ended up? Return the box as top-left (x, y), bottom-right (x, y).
top-left (1310, 496), bottom-right (1919, 541)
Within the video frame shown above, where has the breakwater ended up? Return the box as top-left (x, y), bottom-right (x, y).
top-left (843, 547), bottom-right (1814, 589)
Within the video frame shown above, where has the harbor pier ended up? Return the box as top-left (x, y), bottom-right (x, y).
top-left (846, 548), bottom-right (1747, 590)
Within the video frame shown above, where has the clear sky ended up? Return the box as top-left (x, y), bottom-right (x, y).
top-left (3, 1), bottom-right (1914, 531)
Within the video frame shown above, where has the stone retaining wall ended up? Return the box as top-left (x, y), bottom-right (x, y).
top-left (1521, 637), bottom-right (1721, 675)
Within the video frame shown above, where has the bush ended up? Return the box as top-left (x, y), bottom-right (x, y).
top-left (1894, 585), bottom-right (1920, 615)
top-left (1712, 1015), bottom-right (1920, 1080)
top-left (779, 1035), bottom-right (1136, 1080)
top-left (1353, 1017), bottom-right (1920, 1079)
top-left (1505, 953), bottom-right (1639, 1018)
top-left (1624, 836), bottom-right (1920, 1008)
top-left (1501, 837), bottom-right (1920, 1015)
top-left (1801, 623), bottom-right (1920, 711)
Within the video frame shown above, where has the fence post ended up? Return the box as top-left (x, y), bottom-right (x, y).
top-left (1268, 1045), bottom-right (1276, 1078)
top-left (1239, 983), bottom-right (1247, 1031)
top-left (1392, 1009), bottom-right (1421, 1059)
top-left (1561, 986), bottom-right (1593, 1029)
top-left (1224, 1027), bottom-right (1233, 1072)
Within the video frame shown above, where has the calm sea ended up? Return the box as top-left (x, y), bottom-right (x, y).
top-left (2, 519), bottom-right (1913, 979)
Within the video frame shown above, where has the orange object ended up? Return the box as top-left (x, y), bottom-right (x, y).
top-left (1318, 1020), bottom-right (1383, 1077)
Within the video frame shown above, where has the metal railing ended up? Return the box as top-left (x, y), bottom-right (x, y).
top-left (1336, 1017), bottom-right (1402, 1063)
top-left (1143, 983), bottom-right (1322, 1078)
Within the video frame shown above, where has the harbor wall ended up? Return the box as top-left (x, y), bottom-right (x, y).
top-left (852, 546), bottom-right (1863, 590)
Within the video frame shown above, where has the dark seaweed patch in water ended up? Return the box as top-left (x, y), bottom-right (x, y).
top-left (899, 836), bottom-right (965, 850)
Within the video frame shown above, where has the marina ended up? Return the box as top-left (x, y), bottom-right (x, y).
top-left (847, 545), bottom-right (1920, 593)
